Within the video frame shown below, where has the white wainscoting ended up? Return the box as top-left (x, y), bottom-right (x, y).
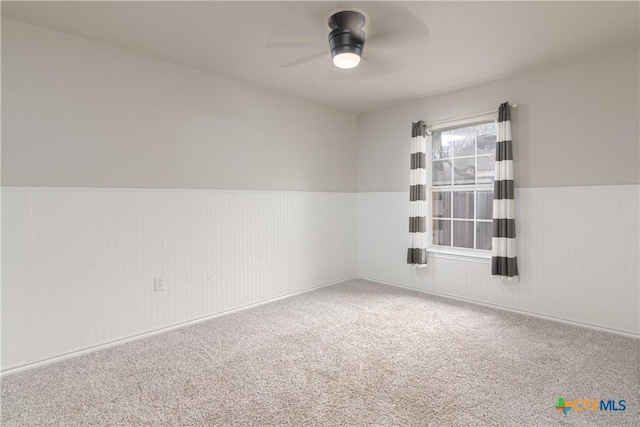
top-left (3, 185), bottom-right (638, 373)
top-left (1, 187), bottom-right (357, 372)
top-left (358, 185), bottom-right (640, 336)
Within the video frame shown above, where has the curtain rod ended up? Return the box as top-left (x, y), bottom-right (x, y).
top-left (426, 104), bottom-right (518, 129)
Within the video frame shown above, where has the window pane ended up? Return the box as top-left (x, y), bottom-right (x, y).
top-left (477, 191), bottom-right (493, 220)
top-left (432, 160), bottom-right (452, 186)
top-left (476, 222), bottom-right (492, 250)
top-left (477, 155), bottom-right (495, 185)
top-left (453, 191), bottom-right (474, 219)
top-left (432, 219), bottom-right (451, 246)
top-left (453, 221), bottom-right (474, 249)
top-left (477, 122), bottom-right (497, 156)
top-left (453, 158), bottom-right (475, 185)
top-left (432, 132), bottom-right (451, 160)
top-left (451, 126), bottom-right (475, 157)
top-left (432, 191), bottom-right (451, 218)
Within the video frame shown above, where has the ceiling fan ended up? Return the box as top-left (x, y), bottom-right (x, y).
top-left (266, 5), bottom-right (429, 73)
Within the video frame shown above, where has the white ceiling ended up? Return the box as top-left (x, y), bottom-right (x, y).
top-left (2, 1), bottom-right (638, 113)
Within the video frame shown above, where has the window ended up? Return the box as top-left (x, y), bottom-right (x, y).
top-left (428, 116), bottom-right (496, 257)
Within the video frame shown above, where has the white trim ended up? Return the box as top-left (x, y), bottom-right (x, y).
top-left (4, 272), bottom-right (637, 376)
top-left (432, 185), bottom-right (494, 192)
top-left (358, 276), bottom-right (640, 339)
top-left (428, 246), bottom-right (491, 263)
top-left (425, 105), bottom-right (518, 130)
top-left (356, 184), bottom-right (639, 195)
top-left (0, 186), bottom-right (356, 195)
top-left (427, 112), bottom-right (497, 132)
top-left (4, 184), bottom-right (638, 195)
top-left (0, 275), bottom-right (357, 376)
top-left (426, 117), bottom-right (498, 253)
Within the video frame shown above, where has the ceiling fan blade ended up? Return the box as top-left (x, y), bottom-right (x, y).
top-left (361, 54), bottom-right (400, 72)
top-left (282, 51), bottom-right (328, 68)
top-left (360, 33), bottom-right (427, 76)
top-left (366, 4), bottom-right (425, 39)
top-left (266, 42), bottom-right (324, 49)
top-left (266, 7), bottom-right (327, 52)
top-left (366, 26), bottom-right (430, 51)
top-left (364, 3), bottom-right (430, 51)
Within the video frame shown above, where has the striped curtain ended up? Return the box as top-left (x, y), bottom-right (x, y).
top-left (407, 121), bottom-right (428, 266)
top-left (492, 103), bottom-right (519, 279)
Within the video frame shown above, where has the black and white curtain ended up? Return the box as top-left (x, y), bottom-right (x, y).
top-left (492, 103), bottom-right (519, 279)
top-left (407, 121), bottom-right (428, 266)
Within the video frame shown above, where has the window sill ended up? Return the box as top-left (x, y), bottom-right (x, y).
top-left (428, 247), bottom-right (492, 264)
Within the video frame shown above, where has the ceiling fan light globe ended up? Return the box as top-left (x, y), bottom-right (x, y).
top-left (333, 52), bottom-right (361, 69)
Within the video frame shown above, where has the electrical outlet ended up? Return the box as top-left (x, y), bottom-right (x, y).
top-left (154, 278), bottom-right (165, 292)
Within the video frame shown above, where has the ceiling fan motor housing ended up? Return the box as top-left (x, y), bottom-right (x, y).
top-left (328, 11), bottom-right (366, 59)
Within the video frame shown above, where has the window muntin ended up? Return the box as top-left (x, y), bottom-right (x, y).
top-left (429, 120), bottom-right (496, 252)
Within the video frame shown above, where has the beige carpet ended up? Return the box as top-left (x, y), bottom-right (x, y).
top-left (1, 279), bottom-right (638, 426)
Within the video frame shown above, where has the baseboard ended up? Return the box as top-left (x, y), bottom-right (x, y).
top-left (5, 273), bottom-right (635, 376)
top-left (1, 275), bottom-right (357, 376)
top-left (358, 275), bottom-right (640, 339)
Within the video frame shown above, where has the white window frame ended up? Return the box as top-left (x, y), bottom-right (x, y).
top-left (426, 112), bottom-right (497, 262)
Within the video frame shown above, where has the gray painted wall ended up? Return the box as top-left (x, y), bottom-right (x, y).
top-left (1, 18), bottom-right (357, 192)
top-left (3, 19), bottom-right (638, 193)
top-left (357, 46), bottom-right (639, 192)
